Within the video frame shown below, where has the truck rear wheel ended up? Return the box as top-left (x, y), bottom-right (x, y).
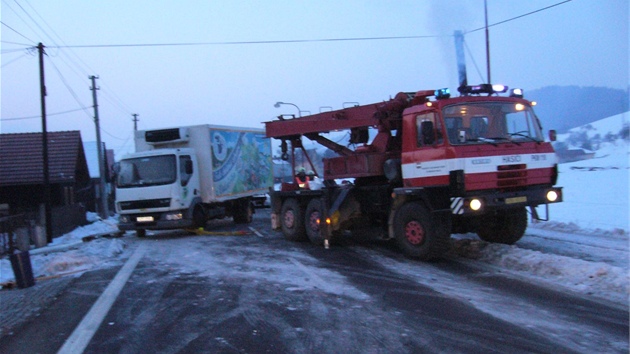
top-left (477, 207), bottom-right (527, 244)
top-left (305, 198), bottom-right (325, 245)
top-left (280, 198), bottom-right (307, 242)
top-left (234, 199), bottom-right (253, 224)
top-left (394, 202), bottom-right (450, 261)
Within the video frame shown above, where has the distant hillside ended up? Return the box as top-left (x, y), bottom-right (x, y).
top-left (528, 86), bottom-right (629, 133)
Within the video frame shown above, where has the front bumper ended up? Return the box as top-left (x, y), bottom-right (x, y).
top-left (118, 211), bottom-right (194, 231)
top-left (451, 186), bottom-right (563, 215)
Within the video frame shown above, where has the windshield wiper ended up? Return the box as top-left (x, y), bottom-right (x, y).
top-left (479, 136), bottom-right (524, 146)
top-left (509, 132), bottom-right (541, 144)
top-left (466, 137), bottom-right (499, 147)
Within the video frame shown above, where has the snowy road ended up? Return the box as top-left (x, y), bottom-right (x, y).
top-left (1, 209), bottom-right (627, 353)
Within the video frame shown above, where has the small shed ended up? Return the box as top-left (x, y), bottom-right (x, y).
top-left (0, 131), bottom-right (91, 236)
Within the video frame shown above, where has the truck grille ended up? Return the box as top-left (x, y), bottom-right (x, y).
top-left (497, 164), bottom-right (527, 187)
top-left (119, 198), bottom-right (171, 210)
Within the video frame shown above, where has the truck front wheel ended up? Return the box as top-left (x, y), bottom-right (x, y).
top-left (136, 229), bottom-right (146, 238)
top-left (280, 198), bottom-right (307, 242)
top-left (476, 207), bottom-right (527, 244)
top-left (394, 202), bottom-right (450, 261)
top-left (193, 205), bottom-right (207, 228)
top-left (305, 198), bottom-right (325, 245)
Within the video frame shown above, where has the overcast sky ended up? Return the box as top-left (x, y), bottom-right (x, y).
top-left (1, 0), bottom-right (628, 157)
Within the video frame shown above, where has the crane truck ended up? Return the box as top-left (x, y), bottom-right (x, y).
top-left (115, 124), bottom-right (272, 237)
top-left (265, 84), bottom-right (563, 260)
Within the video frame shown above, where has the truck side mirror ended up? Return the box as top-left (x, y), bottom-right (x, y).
top-left (549, 130), bottom-right (557, 142)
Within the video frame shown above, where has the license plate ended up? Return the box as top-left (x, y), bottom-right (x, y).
top-left (136, 216), bottom-right (154, 222)
top-left (506, 196), bottom-right (527, 204)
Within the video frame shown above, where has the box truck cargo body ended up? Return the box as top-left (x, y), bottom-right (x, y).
top-left (115, 125), bottom-right (272, 236)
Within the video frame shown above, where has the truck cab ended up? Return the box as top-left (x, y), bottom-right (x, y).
top-left (116, 148), bottom-right (201, 236)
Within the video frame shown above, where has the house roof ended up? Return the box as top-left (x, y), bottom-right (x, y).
top-left (0, 131), bottom-right (90, 187)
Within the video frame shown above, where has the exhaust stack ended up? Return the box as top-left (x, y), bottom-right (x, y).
top-left (454, 30), bottom-right (467, 91)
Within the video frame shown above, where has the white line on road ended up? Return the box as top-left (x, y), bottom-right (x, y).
top-left (57, 243), bottom-right (147, 354)
top-left (249, 226), bottom-right (264, 237)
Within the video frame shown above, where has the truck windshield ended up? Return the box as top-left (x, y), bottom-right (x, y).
top-left (442, 102), bottom-right (543, 145)
top-left (117, 155), bottom-right (177, 188)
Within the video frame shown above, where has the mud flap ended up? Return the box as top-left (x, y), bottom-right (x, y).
top-left (271, 212), bottom-right (280, 230)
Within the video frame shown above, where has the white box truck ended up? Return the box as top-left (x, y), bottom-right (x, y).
top-left (115, 124), bottom-right (273, 237)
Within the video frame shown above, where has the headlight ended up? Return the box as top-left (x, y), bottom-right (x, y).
top-left (165, 213), bottom-right (183, 221)
top-left (469, 198), bottom-right (483, 211)
top-left (119, 215), bottom-right (129, 223)
top-left (546, 190), bottom-right (559, 202)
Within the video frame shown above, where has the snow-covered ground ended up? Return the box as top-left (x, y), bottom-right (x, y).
top-left (1, 115), bottom-right (628, 307)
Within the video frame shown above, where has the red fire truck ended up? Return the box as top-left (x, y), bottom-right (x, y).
top-left (265, 84), bottom-right (562, 260)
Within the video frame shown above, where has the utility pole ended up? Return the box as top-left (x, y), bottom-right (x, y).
top-left (38, 42), bottom-right (52, 243)
top-left (132, 113), bottom-right (139, 131)
top-left (90, 75), bottom-right (109, 219)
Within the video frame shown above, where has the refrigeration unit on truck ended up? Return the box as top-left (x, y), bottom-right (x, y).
top-left (265, 84), bottom-right (563, 260)
top-left (115, 124), bottom-right (273, 237)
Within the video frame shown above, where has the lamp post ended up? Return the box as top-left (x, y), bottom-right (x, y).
top-left (274, 101), bottom-right (301, 117)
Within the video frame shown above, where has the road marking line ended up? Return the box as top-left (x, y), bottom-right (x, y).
top-left (57, 243), bottom-right (147, 354)
top-left (249, 226), bottom-right (264, 238)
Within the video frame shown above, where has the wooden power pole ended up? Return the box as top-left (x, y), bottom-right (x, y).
top-left (132, 113), bottom-right (139, 131)
top-left (89, 75), bottom-right (109, 219)
top-left (38, 43), bottom-right (53, 243)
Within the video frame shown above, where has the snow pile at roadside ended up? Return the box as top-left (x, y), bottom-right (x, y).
top-left (0, 215), bottom-right (127, 286)
top-left (452, 238), bottom-right (628, 305)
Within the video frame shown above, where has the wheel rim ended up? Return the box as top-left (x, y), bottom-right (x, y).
top-left (308, 211), bottom-right (320, 232)
top-left (284, 210), bottom-right (295, 229)
top-left (405, 220), bottom-right (425, 245)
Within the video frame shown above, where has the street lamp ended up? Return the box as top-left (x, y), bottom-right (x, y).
top-left (274, 101), bottom-right (301, 117)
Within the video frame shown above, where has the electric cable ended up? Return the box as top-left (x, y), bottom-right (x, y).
top-left (0, 20), bottom-right (34, 43)
top-left (465, 0), bottom-right (573, 34)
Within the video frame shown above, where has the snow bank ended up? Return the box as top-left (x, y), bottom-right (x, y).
top-left (0, 216), bottom-right (127, 286)
top-left (452, 238), bottom-right (628, 305)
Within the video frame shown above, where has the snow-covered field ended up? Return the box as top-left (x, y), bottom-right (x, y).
top-left (1, 115), bottom-right (628, 307)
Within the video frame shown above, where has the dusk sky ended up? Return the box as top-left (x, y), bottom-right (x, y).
top-left (1, 0), bottom-right (628, 157)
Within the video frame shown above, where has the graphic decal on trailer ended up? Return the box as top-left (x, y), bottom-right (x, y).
top-left (211, 130), bottom-right (273, 197)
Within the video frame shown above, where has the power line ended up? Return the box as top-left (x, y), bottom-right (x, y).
top-left (1, 52), bottom-right (29, 68)
top-left (0, 20), bottom-right (34, 43)
top-left (46, 34), bottom-right (446, 49)
top-left (37, 1), bottom-right (573, 50)
top-left (465, 0), bottom-right (573, 34)
top-left (1, 40), bottom-right (33, 46)
top-left (10, 0), bottom-right (58, 46)
top-left (47, 57), bottom-right (93, 118)
top-left (1, 107), bottom-right (86, 121)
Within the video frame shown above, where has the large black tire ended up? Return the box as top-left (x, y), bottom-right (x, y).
top-left (305, 198), bottom-right (325, 245)
top-left (136, 229), bottom-right (146, 238)
top-left (476, 207), bottom-right (527, 244)
top-left (193, 205), bottom-right (207, 228)
top-left (234, 199), bottom-right (253, 224)
top-left (280, 198), bottom-right (307, 241)
top-left (394, 202), bottom-right (450, 261)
